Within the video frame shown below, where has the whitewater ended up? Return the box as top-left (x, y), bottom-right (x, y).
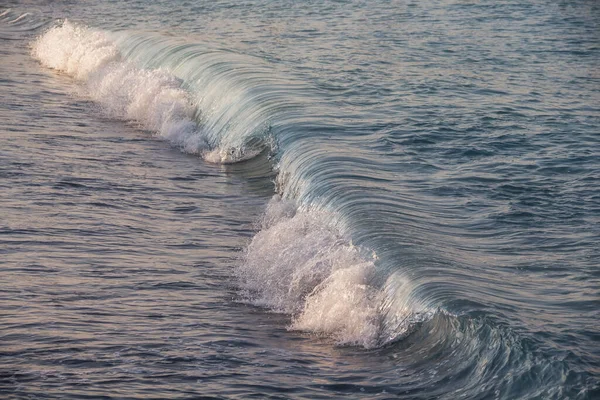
top-left (2, 1), bottom-right (599, 399)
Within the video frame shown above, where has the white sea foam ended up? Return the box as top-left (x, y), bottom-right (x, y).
top-left (31, 21), bottom-right (213, 158)
top-left (32, 21), bottom-right (119, 80)
top-left (237, 196), bottom-right (425, 348)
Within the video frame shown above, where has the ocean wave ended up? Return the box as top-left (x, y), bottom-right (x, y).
top-left (31, 20), bottom-right (279, 163)
top-left (18, 3), bottom-right (600, 397)
top-left (236, 195), bottom-right (430, 348)
top-left (29, 21), bottom-right (595, 398)
top-left (235, 197), bottom-right (585, 398)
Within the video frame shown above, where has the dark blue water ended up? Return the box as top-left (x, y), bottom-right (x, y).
top-left (1, 1), bottom-right (599, 398)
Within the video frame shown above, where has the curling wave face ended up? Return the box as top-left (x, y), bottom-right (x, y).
top-left (31, 20), bottom-right (301, 163)
top-left (30, 20), bottom-right (437, 347)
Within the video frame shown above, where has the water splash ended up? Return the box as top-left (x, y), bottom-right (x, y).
top-left (236, 196), bottom-right (429, 348)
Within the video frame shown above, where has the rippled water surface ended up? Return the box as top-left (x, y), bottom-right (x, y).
top-left (1, 1), bottom-right (599, 399)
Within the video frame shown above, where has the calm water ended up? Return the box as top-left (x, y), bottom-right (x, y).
top-left (1, 1), bottom-right (599, 399)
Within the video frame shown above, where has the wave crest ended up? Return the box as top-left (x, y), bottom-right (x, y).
top-left (237, 196), bottom-right (427, 348)
top-left (31, 20), bottom-right (276, 163)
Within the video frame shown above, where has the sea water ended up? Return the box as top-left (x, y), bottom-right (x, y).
top-left (1, 1), bottom-right (598, 398)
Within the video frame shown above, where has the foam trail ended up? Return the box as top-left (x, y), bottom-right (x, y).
top-left (32, 21), bottom-right (208, 156)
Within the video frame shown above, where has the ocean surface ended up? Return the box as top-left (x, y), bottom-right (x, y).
top-left (1, 1), bottom-right (599, 399)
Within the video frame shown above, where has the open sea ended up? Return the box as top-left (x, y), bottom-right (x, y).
top-left (1, 1), bottom-right (599, 399)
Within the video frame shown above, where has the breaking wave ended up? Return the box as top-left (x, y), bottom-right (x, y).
top-left (19, 7), bottom-right (599, 399)
top-left (30, 20), bottom-right (433, 346)
top-left (31, 20), bottom-right (284, 163)
top-left (237, 195), bottom-right (431, 347)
